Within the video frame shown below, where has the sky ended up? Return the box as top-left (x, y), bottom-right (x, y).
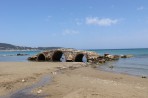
top-left (0, 0), bottom-right (148, 49)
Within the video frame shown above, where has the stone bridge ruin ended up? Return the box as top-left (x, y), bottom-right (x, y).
top-left (28, 48), bottom-right (99, 62)
top-left (28, 48), bottom-right (132, 64)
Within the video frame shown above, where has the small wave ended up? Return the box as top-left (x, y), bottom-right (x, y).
top-left (122, 62), bottom-right (148, 67)
top-left (0, 54), bottom-right (16, 57)
top-left (135, 54), bottom-right (148, 58)
top-left (116, 66), bottom-right (148, 71)
top-left (0, 54), bottom-right (30, 57)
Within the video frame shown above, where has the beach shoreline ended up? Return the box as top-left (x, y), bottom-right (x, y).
top-left (0, 62), bottom-right (148, 98)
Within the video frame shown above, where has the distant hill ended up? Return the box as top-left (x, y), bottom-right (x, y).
top-left (0, 43), bottom-right (17, 49)
top-left (0, 43), bottom-right (62, 50)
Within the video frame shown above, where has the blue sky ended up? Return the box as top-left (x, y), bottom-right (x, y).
top-left (0, 0), bottom-right (148, 49)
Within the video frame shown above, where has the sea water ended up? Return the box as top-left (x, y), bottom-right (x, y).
top-left (89, 48), bottom-right (148, 76)
top-left (0, 50), bottom-right (41, 62)
top-left (0, 49), bottom-right (148, 76)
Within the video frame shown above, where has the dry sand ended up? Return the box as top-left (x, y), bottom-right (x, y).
top-left (0, 62), bottom-right (148, 98)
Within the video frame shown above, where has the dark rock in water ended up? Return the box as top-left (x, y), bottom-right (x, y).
top-left (17, 53), bottom-right (28, 56)
top-left (104, 54), bottom-right (120, 61)
top-left (112, 55), bottom-right (120, 60)
top-left (104, 53), bottom-right (110, 57)
top-left (28, 56), bottom-right (37, 61)
top-left (121, 55), bottom-right (127, 58)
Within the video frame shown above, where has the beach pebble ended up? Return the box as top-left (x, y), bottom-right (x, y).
top-left (37, 89), bottom-right (42, 94)
top-left (62, 67), bottom-right (67, 69)
top-left (22, 79), bottom-right (25, 82)
top-left (51, 71), bottom-right (57, 75)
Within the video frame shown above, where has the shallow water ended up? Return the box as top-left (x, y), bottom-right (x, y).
top-left (0, 51), bottom-right (41, 62)
top-left (91, 49), bottom-right (148, 76)
top-left (98, 59), bottom-right (148, 77)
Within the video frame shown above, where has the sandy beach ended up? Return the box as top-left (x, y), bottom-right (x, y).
top-left (0, 62), bottom-right (148, 98)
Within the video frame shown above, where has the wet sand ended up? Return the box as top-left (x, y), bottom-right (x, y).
top-left (0, 62), bottom-right (148, 98)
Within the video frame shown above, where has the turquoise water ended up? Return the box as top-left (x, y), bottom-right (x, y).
top-left (88, 48), bottom-right (148, 76)
top-left (0, 48), bottom-right (148, 76)
top-left (88, 48), bottom-right (148, 56)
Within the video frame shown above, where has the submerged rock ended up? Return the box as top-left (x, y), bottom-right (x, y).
top-left (121, 55), bottom-right (133, 58)
top-left (17, 53), bottom-right (28, 56)
top-left (28, 56), bottom-right (37, 61)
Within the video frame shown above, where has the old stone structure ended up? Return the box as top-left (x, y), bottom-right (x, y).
top-left (28, 48), bottom-right (100, 62)
top-left (28, 48), bottom-right (132, 63)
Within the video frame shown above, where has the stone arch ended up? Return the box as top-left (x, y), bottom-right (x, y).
top-left (75, 54), bottom-right (87, 62)
top-left (52, 51), bottom-right (64, 62)
top-left (37, 53), bottom-right (46, 61)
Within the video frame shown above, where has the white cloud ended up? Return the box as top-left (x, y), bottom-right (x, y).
top-left (62, 29), bottom-right (79, 35)
top-left (86, 17), bottom-right (118, 26)
top-left (137, 6), bottom-right (144, 11)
